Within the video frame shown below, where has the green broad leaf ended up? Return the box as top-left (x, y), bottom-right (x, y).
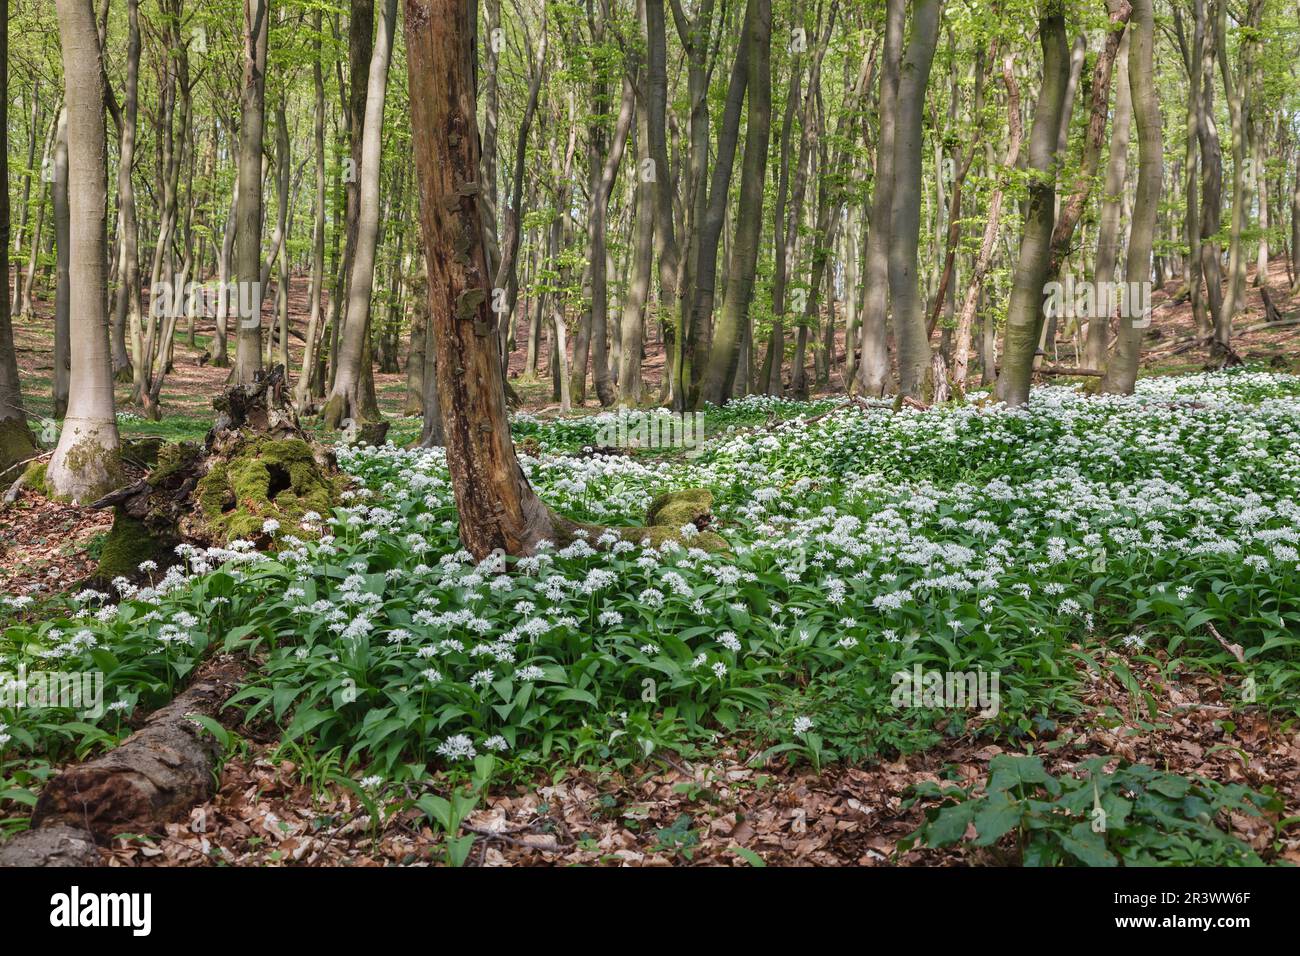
top-left (554, 688), bottom-right (599, 706)
top-left (729, 846), bottom-right (766, 867)
top-left (1059, 824), bottom-right (1118, 867)
top-left (185, 714), bottom-right (232, 749)
top-left (284, 706), bottom-right (334, 741)
top-left (972, 793), bottom-right (1023, 846)
top-left (924, 802), bottom-right (976, 847)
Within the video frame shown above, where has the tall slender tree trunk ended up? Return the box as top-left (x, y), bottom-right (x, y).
top-left (52, 109), bottom-right (70, 419)
top-left (698, 0), bottom-right (772, 407)
top-left (232, 0), bottom-right (269, 384)
top-left (1196, 3), bottom-right (1226, 351)
top-left (1175, 1), bottom-right (1208, 337)
top-left (575, 73), bottom-right (633, 407)
top-left (995, 2), bottom-right (1070, 408)
top-left (18, 109), bottom-right (57, 319)
top-left (296, 11), bottom-right (329, 412)
top-left (887, 0), bottom-right (943, 399)
top-left (0, 0), bottom-right (38, 479)
top-left (211, 175), bottom-right (239, 367)
top-left (687, 14), bottom-right (751, 402)
top-left (1291, 134), bottom-right (1300, 294)
top-left (1087, 30), bottom-right (1131, 372)
top-left (324, 0), bottom-right (398, 428)
top-left (1216, 0), bottom-right (1254, 333)
top-left (854, 0), bottom-right (904, 397)
top-left (10, 80), bottom-right (40, 316)
top-left (109, 0), bottom-right (141, 381)
top-left (492, 17), bottom-right (547, 369)
top-left (1100, 0), bottom-right (1160, 394)
top-left (46, 0), bottom-right (122, 502)
top-left (644, 0), bottom-right (685, 408)
top-left (619, 99), bottom-right (654, 407)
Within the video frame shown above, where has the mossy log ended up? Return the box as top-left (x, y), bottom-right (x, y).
top-left (537, 488), bottom-right (728, 553)
top-left (634, 488), bottom-right (727, 551)
top-left (194, 435), bottom-right (343, 543)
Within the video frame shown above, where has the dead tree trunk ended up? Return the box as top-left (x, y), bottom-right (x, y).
top-left (405, 0), bottom-right (571, 558)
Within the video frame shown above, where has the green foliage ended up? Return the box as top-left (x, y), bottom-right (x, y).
top-left (903, 754), bottom-right (1278, 866)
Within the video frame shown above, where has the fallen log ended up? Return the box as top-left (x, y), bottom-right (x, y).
top-left (27, 656), bottom-right (246, 839)
top-left (0, 824), bottom-right (103, 867)
top-left (1037, 365), bottom-right (1104, 377)
top-left (992, 364), bottom-right (1105, 377)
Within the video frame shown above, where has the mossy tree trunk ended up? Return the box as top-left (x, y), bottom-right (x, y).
top-left (232, 0), bottom-right (268, 386)
top-left (1100, 0), bottom-right (1161, 394)
top-left (995, 2), bottom-right (1070, 408)
top-left (887, 0), bottom-right (943, 402)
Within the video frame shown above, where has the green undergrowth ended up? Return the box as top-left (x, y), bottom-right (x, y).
top-left (1, 372), bottom-right (1297, 863)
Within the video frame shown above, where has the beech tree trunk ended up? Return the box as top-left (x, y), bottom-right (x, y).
top-left (887, 0), bottom-right (943, 400)
top-left (1174, 2), bottom-right (1209, 337)
top-left (995, 2), bottom-right (1069, 408)
top-left (1196, 1), bottom-right (1226, 350)
top-left (1291, 134), bottom-right (1300, 294)
top-left (295, 10), bottom-right (329, 412)
top-left (324, 0), bottom-right (397, 429)
top-left (46, 0), bottom-right (122, 503)
top-left (1087, 30), bottom-right (1132, 372)
top-left (52, 108), bottom-right (69, 419)
top-left (698, 0), bottom-right (770, 407)
top-left (232, 0), bottom-right (268, 384)
top-left (1100, 0), bottom-right (1161, 394)
top-left (645, 0), bottom-right (685, 408)
top-left (618, 94), bottom-right (654, 407)
top-left (854, 0), bottom-right (904, 397)
top-left (0, 0), bottom-right (38, 480)
top-left (575, 72), bottom-right (634, 408)
top-left (109, 0), bottom-right (141, 381)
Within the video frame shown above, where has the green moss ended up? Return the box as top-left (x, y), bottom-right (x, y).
top-left (22, 461), bottom-right (48, 496)
top-left (617, 525), bottom-right (727, 551)
top-left (624, 488), bottom-right (727, 551)
top-left (47, 438), bottom-right (125, 503)
top-left (98, 508), bottom-right (172, 579)
top-left (646, 488), bottom-right (714, 528)
top-left (195, 436), bottom-right (340, 544)
top-left (0, 417), bottom-right (38, 481)
top-left (122, 436), bottom-right (166, 469)
top-left (147, 441), bottom-right (202, 487)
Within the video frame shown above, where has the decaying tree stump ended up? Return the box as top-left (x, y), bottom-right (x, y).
top-left (87, 366), bottom-right (343, 579)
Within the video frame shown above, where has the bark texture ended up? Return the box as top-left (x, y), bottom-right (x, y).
top-left (30, 658), bottom-right (246, 837)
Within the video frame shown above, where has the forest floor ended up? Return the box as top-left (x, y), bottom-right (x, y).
top-left (103, 658), bottom-right (1297, 867)
top-left (5, 270), bottom-right (1300, 867)
top-left (10, 258), bottom-right (1299, 432)
top-left (8, 265), bottom-right (1299, 597)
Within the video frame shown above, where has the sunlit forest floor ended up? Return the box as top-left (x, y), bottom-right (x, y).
top-left (5, 271), bottom-right (1300, 866)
